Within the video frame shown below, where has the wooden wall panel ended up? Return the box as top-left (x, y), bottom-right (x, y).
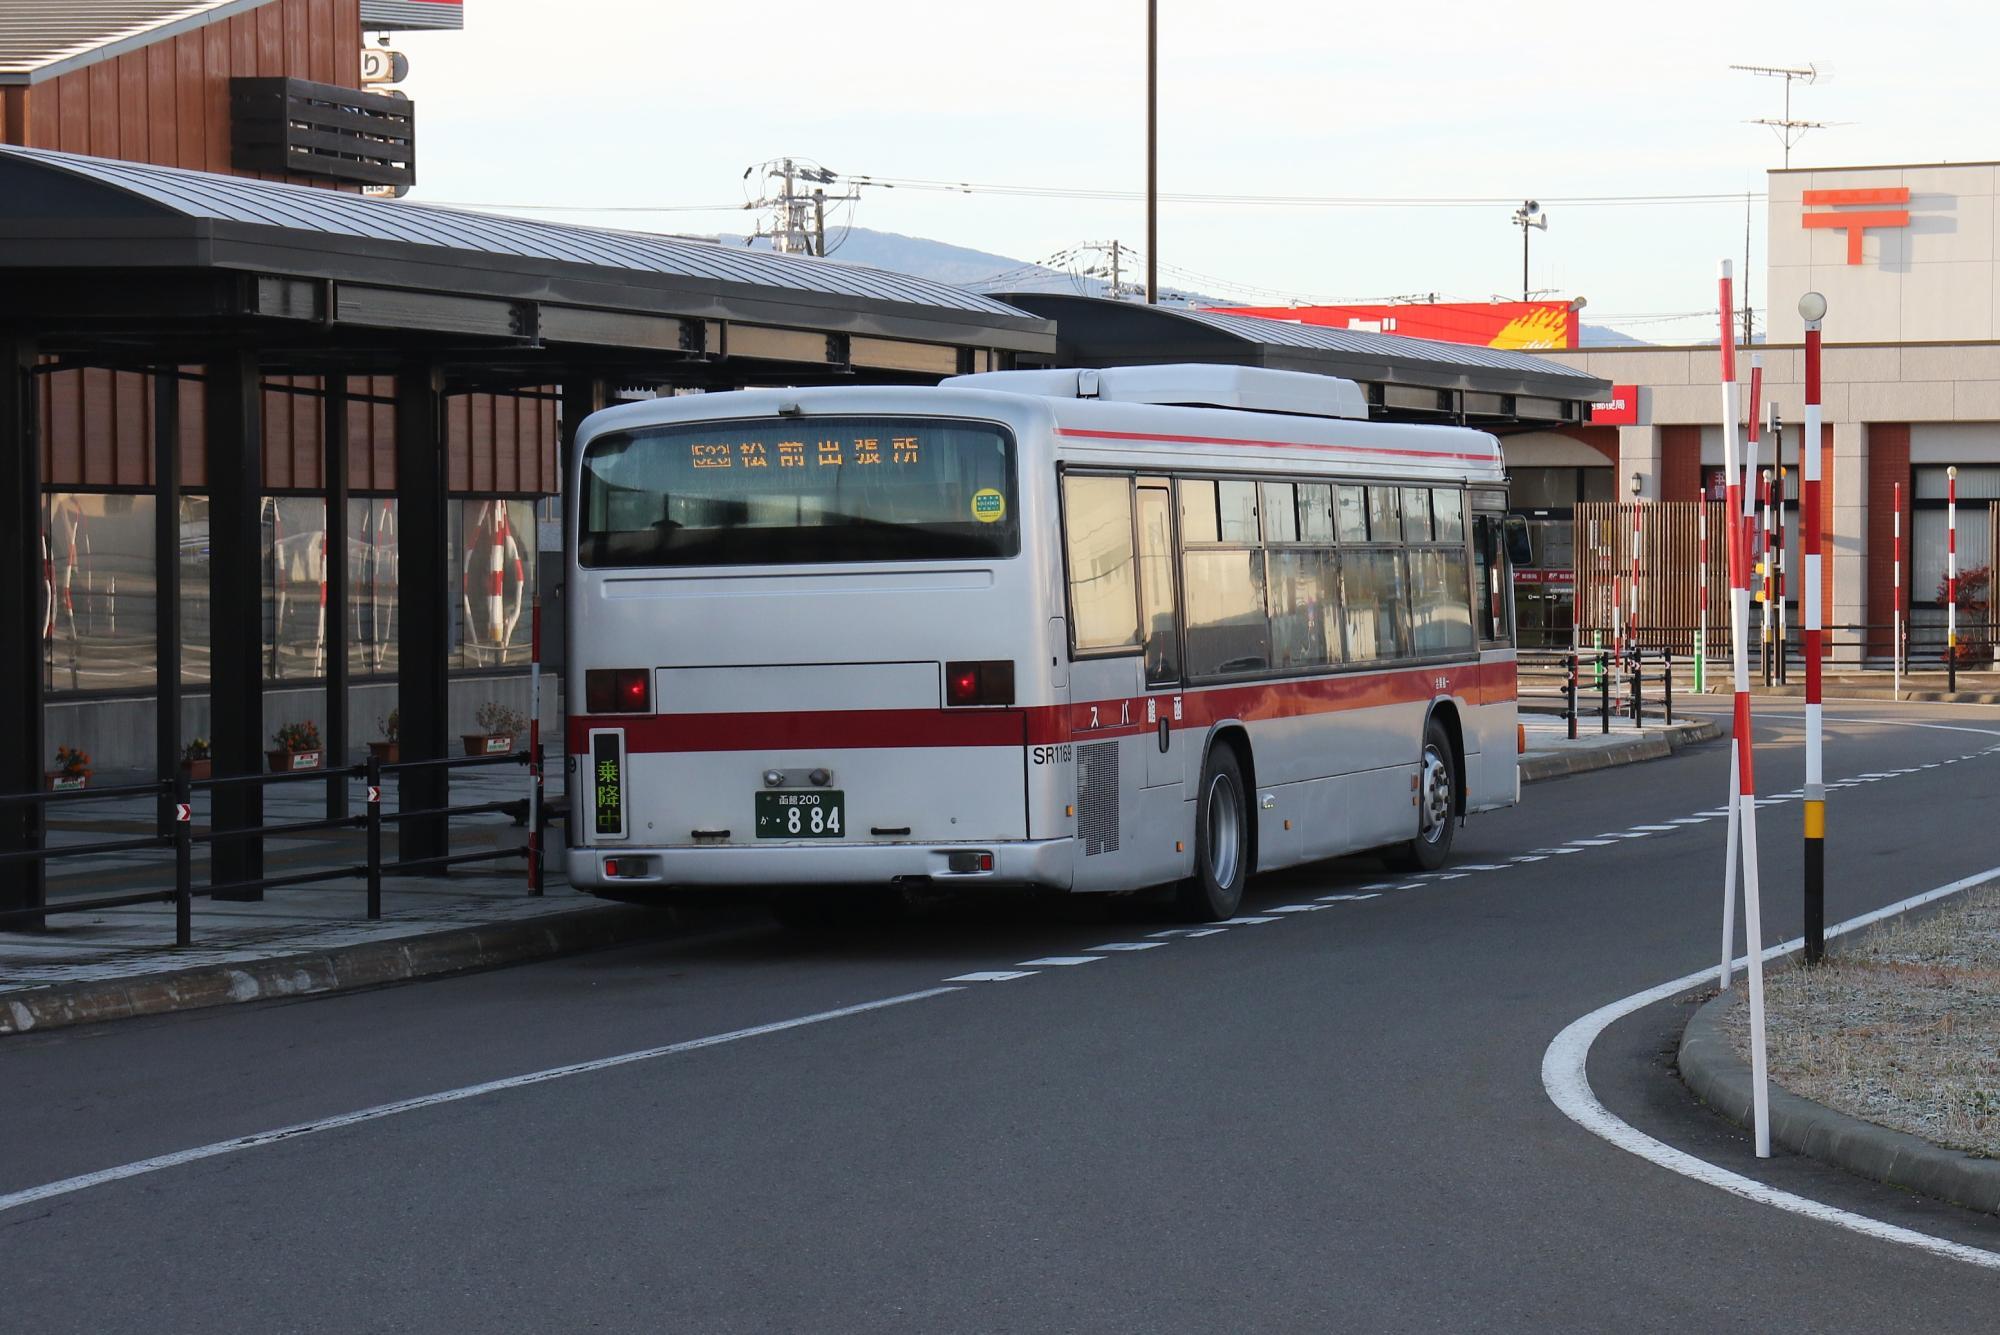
top-left (17, 0), bottom-right (360, 173)
top-left (86, 61), bottom-right (117, 157)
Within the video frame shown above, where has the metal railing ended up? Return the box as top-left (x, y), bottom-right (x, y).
top-left (0, 748), bottom-right (551, 947)
top-left (1520, 647), bottom-right (1675, 737)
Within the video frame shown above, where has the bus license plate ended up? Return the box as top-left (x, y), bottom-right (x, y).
top-left (755, 790), bottom-right (845, 839)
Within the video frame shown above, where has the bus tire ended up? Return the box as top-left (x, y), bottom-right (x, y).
top-left (1176, 744), bottom-right (1249, 921)
top-left (1386, 718), bottom-right (1457, 872)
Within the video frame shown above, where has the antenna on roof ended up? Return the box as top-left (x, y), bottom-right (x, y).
top-left (1730, 63), bottom-right (1831, 168)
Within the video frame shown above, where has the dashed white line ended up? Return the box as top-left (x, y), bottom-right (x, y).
top-left (1267, 904), bottom-right (1330, 913)
top-left (1221, 915), bottom-right (1281, 925)
top-left (1016, 956), bottom-right (1103, 967)
top-left (1511, 855), bottom-right (1548, 864)
top-left (1455, 863), bottom-right (1506, 871)
top-left (1629, 825), bottom-right (1680, 832)
top-left (1568, 839), bottom-right (1617, 847)
top-left (947, 971), bottom-right (1037, 982)
top-left (1085, 942), bottom-right (1166, 952)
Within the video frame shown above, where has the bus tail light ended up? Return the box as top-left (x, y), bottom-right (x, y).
top-left (944, 660), bottom-right (1015, 707)
top-left (586, 668), bottom-right (651, 714)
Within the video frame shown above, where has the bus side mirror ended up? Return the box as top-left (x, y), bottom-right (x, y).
top-left (1502, 514), bottom-right (1533, 567)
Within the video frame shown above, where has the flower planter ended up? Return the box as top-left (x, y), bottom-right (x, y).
top-left (462, 733), bottom-right (516, 757)
top-left (180, 758), bottom-right (212, 781)
top-left (44, 772), bottom-right (88, 792)
top-left (367, 741), bottom-right (400, 764)
top-left (267, 747), bottom-right (324, 773)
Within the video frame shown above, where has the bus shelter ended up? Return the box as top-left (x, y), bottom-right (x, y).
top-left (0, 144), bottom-right (1054, 916)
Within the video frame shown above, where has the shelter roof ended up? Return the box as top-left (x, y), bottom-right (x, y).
top-left (0, 0), bottom-right (271, 83)
top-left (995, 293), bottom-right (1608, 425)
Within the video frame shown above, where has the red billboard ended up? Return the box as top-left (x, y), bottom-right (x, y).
top-left (1206, 301), bottom-right (1579, 351)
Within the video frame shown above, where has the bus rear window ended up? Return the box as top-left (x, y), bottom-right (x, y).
top-left (579, 417), bottom-right (1018, 567)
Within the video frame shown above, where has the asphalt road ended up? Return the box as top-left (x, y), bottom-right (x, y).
top-left (6, 699), bottom-right (2000, 1332)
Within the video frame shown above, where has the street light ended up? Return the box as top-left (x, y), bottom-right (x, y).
top-left (1512, 200), bottom-right (1547, 301)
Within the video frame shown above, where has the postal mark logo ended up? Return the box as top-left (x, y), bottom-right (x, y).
top-left (970, 488), bottom-right (1006, 523)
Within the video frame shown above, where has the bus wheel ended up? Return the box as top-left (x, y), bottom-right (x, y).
top-left (1387, 719), bottom-right (1457, 872)
top-left (1176, 745), bottom-right (1248, 921)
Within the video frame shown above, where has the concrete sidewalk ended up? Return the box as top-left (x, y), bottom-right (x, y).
top-left (2, 717), bottom-right (1720, 1035)
top-left (1519, 713), bottom-right (1720, 782)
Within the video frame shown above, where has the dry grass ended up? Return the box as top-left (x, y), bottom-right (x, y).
top-left (1722, 885), bottom-right (2000, 1157)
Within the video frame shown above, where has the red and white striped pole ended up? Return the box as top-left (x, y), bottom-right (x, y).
top-left (1716, 262), bottom-right (1772, 1155)
top-left (489, 503), bottom-right (508, 648)
top-left (1893, 480), bottom-right (1903, 699)
top-left (1800, 291), bottom-right (1827, 965)
top-left (1948, 466), bottom-right (1959, 694)
top-left (1631, 498), bottom-right (1642, 683)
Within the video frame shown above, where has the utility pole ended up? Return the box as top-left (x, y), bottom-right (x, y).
top-left (1110, 240), bottom-right (1123, 301)
top-left (1731, 62), bottom-right (1830, 167)
top-left (743, 158), bottom-right (856, 256)
top-left (1512, 201), bottom-right (1546, 301)
top-left (1146, 0), bottom-right (1157, 304)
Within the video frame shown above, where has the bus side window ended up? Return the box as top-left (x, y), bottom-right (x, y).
top-left (1472, 513), bottom-right (1514, 645)
top-left (1062, 473), bottom-right (1142, 655)
top-left (1137, 487), bottom-right (1181, 685)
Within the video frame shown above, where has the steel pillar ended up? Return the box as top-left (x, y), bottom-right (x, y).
top-left (0, 337), bottom-right (45, 921)
top-left (396, 366), bottom-right (450, 867)
top-left (207, 352), bottom-right (265, 895)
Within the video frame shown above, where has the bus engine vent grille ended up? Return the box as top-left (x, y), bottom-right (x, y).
top-left (1076, 741), bottom-right (1120, 856)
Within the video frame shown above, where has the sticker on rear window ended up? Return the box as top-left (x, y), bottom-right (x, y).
top-left (971, 488), bottom-right (1006, 523)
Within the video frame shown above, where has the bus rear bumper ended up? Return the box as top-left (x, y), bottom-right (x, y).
top-left (567, 838), bottom-right (1075, 892)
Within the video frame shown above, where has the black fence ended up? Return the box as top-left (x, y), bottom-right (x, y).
top-left (0, 749), bottom-right (552, 947)
top-left (1520, 648), bottom-right (1676, 738)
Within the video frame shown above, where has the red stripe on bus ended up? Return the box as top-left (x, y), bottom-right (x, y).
top-left (1055, 426), bottom-right (1497, 464)
top-left (567, 660), bottom-right (1515, 754)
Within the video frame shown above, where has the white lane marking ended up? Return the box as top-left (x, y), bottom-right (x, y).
top-left (1630, 825), bottom-right (1681, 832)
top-left (947, 971), bottom-right (1037, 982)
top-left (1511, 856), bottom-right (1548, 864)
top-left (1923, 763), bottom-right (1941, 769)
top-left (1600, 832), bottom-right (1651, 839)
top-left (1315, 893), bottom-right (1381, 902)
top-left (1360, 882), bottom-right (1397, 890)
top-left (1537, 847), bottom-right (1584, 855)
top-left (1392, 882), bottom-right (1426, 890)
top-left (1543, 866), bottom-right (2000, 1272)
top-left (1085, 942), bottom-right (1166, 951)
top-left (1267, 903), bottom-right (1329, 913)
top-left (1221, 916), bottom-right (1280, 924)
top-left (0, 987), bottom-right (961, 1219)
top-left (1568, 839), bottom-right (1617, 847)
top-left (1455, 863), bottom-right (1506, 871)
top-left (1180, 926), bottom-right (1229, 937)
top-left (1668, 817), bottom-right (1712, 825)
top-left (1016, 956), bottom-right (1103, 967)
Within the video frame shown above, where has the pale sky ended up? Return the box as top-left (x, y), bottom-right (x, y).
top-left (392, 0), bottom-right (2000, 343)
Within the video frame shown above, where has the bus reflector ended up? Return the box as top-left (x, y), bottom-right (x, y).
top-left (1518, 723), bottom-right (1527, 754)
top-left (945, 660), bottom-right (1015, 706)
top-left (586, 669), bottom-right (651, 714)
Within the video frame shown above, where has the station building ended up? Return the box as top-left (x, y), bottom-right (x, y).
top-left (1512, 160), bottom-right (2000, 660)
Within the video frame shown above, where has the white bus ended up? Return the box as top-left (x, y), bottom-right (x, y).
top-left (565, 364), bottom-right (1519, 921)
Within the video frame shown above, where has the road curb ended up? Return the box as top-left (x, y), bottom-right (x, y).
top-left (1678, 988), bottom-right (2000, 1217)
top-left (0, 902), bottom-right (710, 1038)
top-left (1520, 718), bottom-right (1719, 784)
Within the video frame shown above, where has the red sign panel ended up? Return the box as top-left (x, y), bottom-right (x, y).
top-left (1589, 385), bottom-right (1639, 426)
top-left (1204, 301), bottom-right (1578, 350)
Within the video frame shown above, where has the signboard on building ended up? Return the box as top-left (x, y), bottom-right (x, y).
top-left (1202, 301), bottom-right (1579, 350)
top-left (1589, 385), bottom-right (1639, 426)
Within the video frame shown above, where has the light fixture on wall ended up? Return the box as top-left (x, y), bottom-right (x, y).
top-left (1629, 471), bottom-right (1644, 497)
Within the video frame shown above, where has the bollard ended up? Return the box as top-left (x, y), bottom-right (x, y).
top-left (1565, 652), bottom-right (1579, 741)
top-left (173, 771), bottom-right (193, 947)
top-left (1631, 651), bottom-right (1644, 728)
top-left (1598, 650), bottom-right (1611, 734)
top-left (1663, 649), bottom-right (1674, 726)
top-left (366, 753), bottom-right (383, 921)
